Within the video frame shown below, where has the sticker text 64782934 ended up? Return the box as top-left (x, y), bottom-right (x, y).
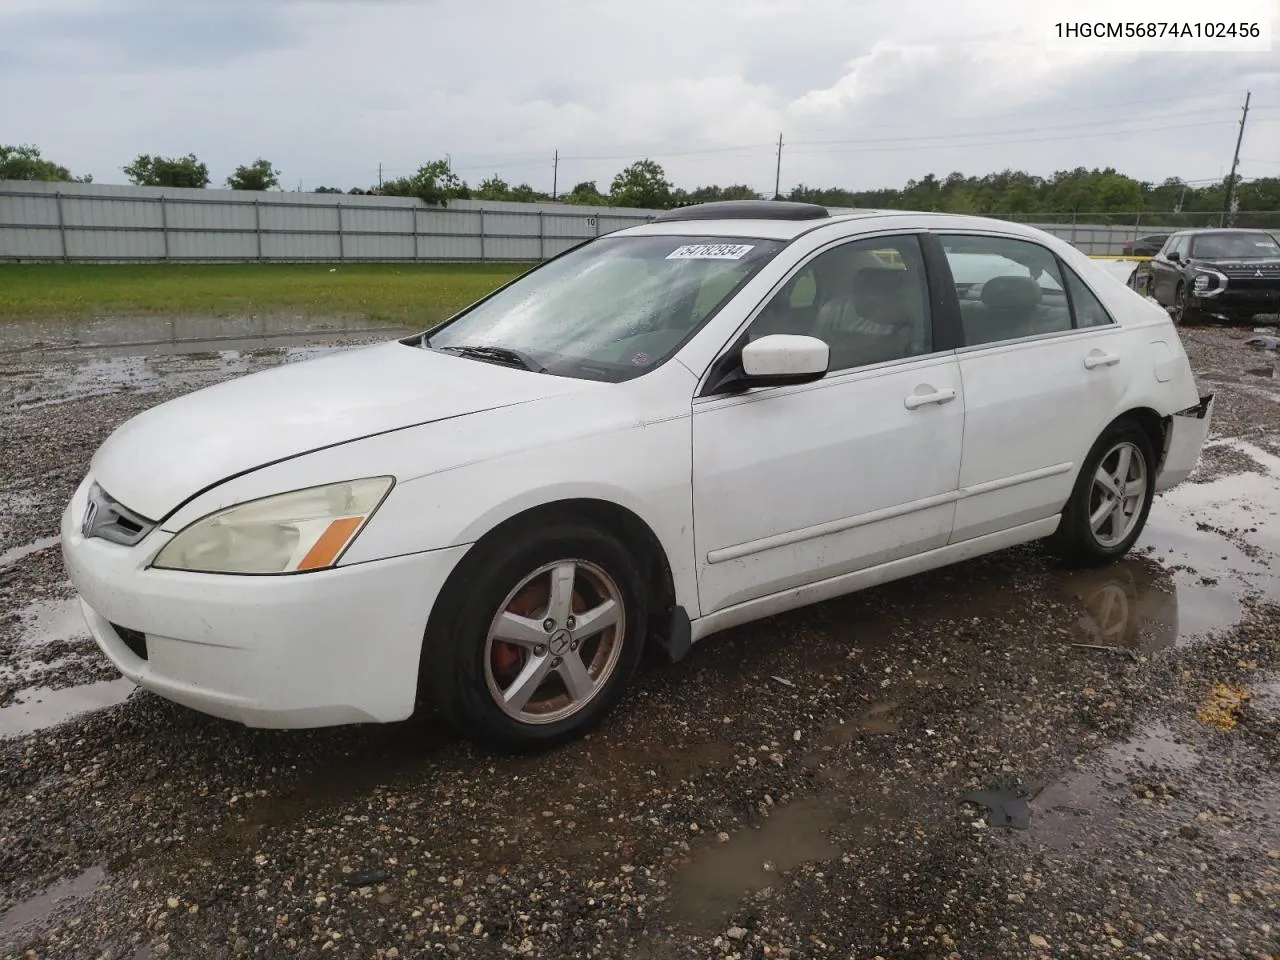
top-left (665, 243), bottom-right (755, 260)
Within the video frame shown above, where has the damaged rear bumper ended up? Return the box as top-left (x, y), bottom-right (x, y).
top-left (1155, 393), bottom-right (1214, 492)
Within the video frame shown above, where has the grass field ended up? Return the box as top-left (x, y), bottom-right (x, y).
top-left (0, 262), bottom-right (530, 323)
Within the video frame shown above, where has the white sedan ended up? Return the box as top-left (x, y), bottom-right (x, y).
top-left (61, 202), bottom-right (1213, 749)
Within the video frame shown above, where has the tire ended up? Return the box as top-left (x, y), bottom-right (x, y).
top-left (422, 520), bottom-right (647, 751)
top-left (1048, 420), bottom-right (1157, 568)
top-left (1172, 282), bottom-right (1201, 326)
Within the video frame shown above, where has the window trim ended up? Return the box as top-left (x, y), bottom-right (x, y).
top-left (932, 231), bottom-right (1111, 350)
top-left (695, 229), bottom-right (952, 398)
top-left (1057, 258), bottom-right (1117, 329)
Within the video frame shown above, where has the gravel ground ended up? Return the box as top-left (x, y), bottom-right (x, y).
top-left (0, 318), bottom-right (1277, 960)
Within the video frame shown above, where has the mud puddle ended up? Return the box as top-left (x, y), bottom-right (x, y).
top-left (4, 343), bottom-right (362, 410)
top-left (0, 866), bottom-right (106, 940)
top-left (10, 597), bottom-right (88, 649)
top-left (0, 678), bottom-right (135, 739)
top-left (1028, 720), bottom-right (1200, 854)
top-left (670, 796), bottom-right (842, 930)
top-left (0, 535), bottom-right (58, 568)
top-left (0, 313), bottom-right (411, 354)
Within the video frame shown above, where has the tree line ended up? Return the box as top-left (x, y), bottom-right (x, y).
top-left (3, 143), bottom-right (1277, 224)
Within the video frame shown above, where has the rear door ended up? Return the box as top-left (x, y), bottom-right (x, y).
top-left (935, 233), bottom-right (1129, 543)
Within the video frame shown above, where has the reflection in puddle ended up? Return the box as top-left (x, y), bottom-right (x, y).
top-left (671, 797), bottom-right (840, 930)
top-left (15, 597), bottom-right (88, 649)
top-left (1029, 721), bottom-right (1198, 853)
top-left (0, 678), bottom-right (135, 739)
top-left (0, 866), bottom-right (105, 939)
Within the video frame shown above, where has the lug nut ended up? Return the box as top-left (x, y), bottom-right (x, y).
top-left (565, 616), bottom-right (576, 629)
top-left (551, 656), bottom-right (562, 668)
top-left (543, 618), bottom-right (555, 632)
top-left (570, 639), bottom-right (579, 651)
top-left (534, 643), bottom-right (547, 657)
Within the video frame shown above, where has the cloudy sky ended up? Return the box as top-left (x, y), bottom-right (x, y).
top-left (4, 0), bottom-right (1279, 198)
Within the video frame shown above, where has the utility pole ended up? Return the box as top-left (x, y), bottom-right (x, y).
top-left (773, 133), bottom-right (783, 200)
top-left (378, 163), bottom-right (382, 190)
top-left (552, 149), bottom-right (558, 200)
top-left (1222, 90), bottom-right (1250, 227)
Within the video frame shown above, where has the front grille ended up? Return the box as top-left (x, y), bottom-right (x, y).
top-left (1221, 265), bottom-right (1280, 280)
top-left (111, 623), bottom-right (148, 660)
top-left (82, 483), bottom-right (156, 546)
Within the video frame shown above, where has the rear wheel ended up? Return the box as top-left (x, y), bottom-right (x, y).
top-left (423, 521), bottom-right (647, 750)
top-left (1048, 420), bottom-right (1156, 567)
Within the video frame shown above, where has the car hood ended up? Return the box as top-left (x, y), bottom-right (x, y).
top-left (1187, 256), bottom-right (1280, 271)
top-left (90, 340), bottom-right (588, 520)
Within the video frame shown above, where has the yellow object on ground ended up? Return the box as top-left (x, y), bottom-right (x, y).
top-left (1197, 684), bottom-right (1252, 731)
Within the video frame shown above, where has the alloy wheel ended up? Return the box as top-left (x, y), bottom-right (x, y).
top-left (483, 559), bottom-right (625, 725)
top-left (1088, 441), bottom-right (1148, 548)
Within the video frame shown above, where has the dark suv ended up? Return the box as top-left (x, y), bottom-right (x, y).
top-left (1142, 229), bottom-right (1280, 324)
top-left (1121, 234), bottom-right (1171, 257)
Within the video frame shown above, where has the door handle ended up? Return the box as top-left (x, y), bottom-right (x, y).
top-left (1084, 351), bottom-right (1121, 370)
top-left (904, 387), bottom-right (957, 409)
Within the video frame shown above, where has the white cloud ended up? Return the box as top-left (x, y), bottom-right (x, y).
top-left (2, 0), bottom-right (1277, 198)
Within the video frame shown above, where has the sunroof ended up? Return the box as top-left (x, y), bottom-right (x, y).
top-left (651, 200), bottom-right (830, 223)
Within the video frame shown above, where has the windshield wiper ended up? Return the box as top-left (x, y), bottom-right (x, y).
top-left (435, 344), bottom-right (546, 373)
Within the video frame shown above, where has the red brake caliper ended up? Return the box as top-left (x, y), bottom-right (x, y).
top-left (492, 581), bottom-right (543, 686)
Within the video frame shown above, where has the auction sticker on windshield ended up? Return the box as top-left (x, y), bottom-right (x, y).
top-left (666, 243), bottom-right (755, 260)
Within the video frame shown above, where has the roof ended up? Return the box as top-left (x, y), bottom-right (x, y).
top-left (611, 209), bottom-right (1065, 242)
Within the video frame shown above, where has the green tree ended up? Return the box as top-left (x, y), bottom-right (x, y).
top-left (380, 158), bottom-right (468, 206)
top-left (313, 186), bottom-right (343, 194)
top-left (0, 144), bottom-right (89, 182)
top-left (508, 183), bottom-right (548, 202)
top-left (226, 158), bottom-right (281, 191)
top-left (123, 153), bottom-right (210, 188)
top-left (609, 159), bottom-right (674, 209)
top-left (476, 175), bottom-right (511, 201)
top-left (564, 180), bottom-right (605, 205)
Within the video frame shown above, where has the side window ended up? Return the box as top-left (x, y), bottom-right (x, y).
top-left (1061, 266), bottom-right (1114, 328)
top-left (939, 235), bottom-right (1072, 347)
top-left (748, 235), bottom-right (932, 373)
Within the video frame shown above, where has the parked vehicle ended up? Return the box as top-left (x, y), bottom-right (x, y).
top-left (1143, 228), bottom-right (1280, 324)
top-left (1121, 234), bottom-right (1171, 257)
top-left (61, 201), bottom-right (1213, 749)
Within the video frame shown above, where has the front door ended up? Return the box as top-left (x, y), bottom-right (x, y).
top-left (691, 233), bottom-right (965, 615)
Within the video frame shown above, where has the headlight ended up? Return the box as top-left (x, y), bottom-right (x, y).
top-left (151, 477), bottom-right (394, 575)
top-left (1192, 269), bottom-right (1226, 295)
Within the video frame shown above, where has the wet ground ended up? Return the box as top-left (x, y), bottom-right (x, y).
top-left (1, 315), bottom-right (1278, 959)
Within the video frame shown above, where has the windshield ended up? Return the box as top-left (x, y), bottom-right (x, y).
top-left (1189, 232), bottom-right (1280, 260)
top-left (423, 234), bottom-right (785, 382)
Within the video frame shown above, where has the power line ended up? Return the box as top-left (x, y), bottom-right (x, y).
top-left (788, 107), bottom-right (1269, 148)
top-left (787, 119), bottom-right (1279, 156)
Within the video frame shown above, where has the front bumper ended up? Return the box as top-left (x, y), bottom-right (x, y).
top-left (1193, 286), bottom-right (1280, 317)
top-left (1155, 394), bottom-right (1214, 493)
top-left (60, 481), bottom-right (469, 729)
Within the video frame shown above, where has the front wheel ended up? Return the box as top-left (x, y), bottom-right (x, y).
top-left (1048, 421), bottom-right (1157, 567)
top-left (422, 521), bottom-right (647, 751)
top-left (1173, 282), bottom-right (1201, 325)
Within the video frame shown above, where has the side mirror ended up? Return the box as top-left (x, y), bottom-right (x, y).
top-left (1166, 250), bottom-right (1180, 262)
top-left (710, 334), bottom-right (828, 392)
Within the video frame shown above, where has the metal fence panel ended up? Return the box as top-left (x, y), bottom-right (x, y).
top-left (3, 181), bottom-right (1276, 262)
top-left (69, 227), bottom-right (165, 260)
top-left (260, 231), bottom-right (342, 260)
top-left (168, 230), bottom-right (257, 260)
top-left (344, 233), bottom-right (414, 260)
top-left (0, 226), bottom-right (60, 258)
